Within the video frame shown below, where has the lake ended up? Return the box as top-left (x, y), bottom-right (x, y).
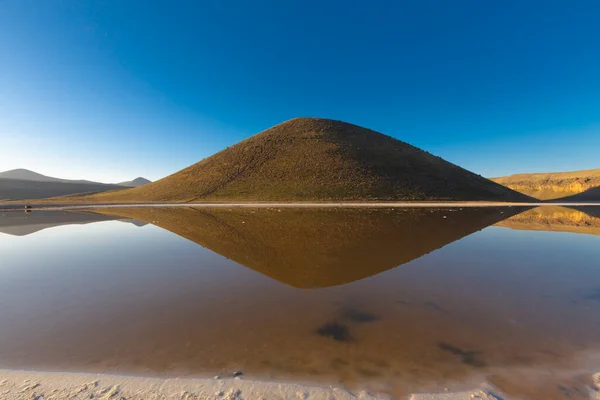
top-left (0, 206), bottom-right (599, 399)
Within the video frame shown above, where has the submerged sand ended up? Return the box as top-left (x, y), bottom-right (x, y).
top-left (0, 369), bottom-right (506, 400)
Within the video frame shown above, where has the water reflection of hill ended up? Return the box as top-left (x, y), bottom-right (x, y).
top-left (496, 206), bottom-right (600, 236)
top-left (93, 206), bottom-right (526, 288)
top-left (0, 211), bottom-right (146, 236)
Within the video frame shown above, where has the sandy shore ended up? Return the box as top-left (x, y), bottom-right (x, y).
top-left (1, 201), bottom-right (600, 212)
top-left (0, 369), bottom-right (510, 400)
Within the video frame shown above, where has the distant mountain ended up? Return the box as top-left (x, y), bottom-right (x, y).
top-left (0, 169), bottom-right (150, 187)
top-left (117, 177), bottom-right (151, 187)
top-left (0, 169), bottom-right (151, 201)
top-left (0, 168), bottom-right (98, 184)
top-left (84, 117), bottom-right (529, 202)
top-left (0, 178), bottom-right (126, 201)
top-left (492, 169), bottom-right (600, 201)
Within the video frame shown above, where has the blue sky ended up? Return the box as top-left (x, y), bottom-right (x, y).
top-left (1, 0), bottom-right (599, 182)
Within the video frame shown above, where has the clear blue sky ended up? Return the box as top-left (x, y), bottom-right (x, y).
top-left (1, 0), bottom-right (599, 183)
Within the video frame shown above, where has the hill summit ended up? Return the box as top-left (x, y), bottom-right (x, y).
top-left (90, 118), bottom-right (528, 202)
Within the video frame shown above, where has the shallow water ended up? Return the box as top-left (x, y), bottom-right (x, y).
top-left (0, 206), bottom-right (600, 399)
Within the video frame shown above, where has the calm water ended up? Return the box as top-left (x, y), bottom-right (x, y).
top-left (1, 206), bottom-right (600, 399)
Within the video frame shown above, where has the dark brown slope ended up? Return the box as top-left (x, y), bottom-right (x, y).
top-left (87, 118), bottom-right (529, 202)
top-left (92, 206), bottom-right (525, 288)
top-left (552, 186), bottom-right (600, 202)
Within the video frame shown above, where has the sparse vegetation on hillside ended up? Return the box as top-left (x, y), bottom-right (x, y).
top-left (78, 118), bottom-right (528, 202)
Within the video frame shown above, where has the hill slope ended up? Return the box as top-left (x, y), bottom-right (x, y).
top-left (86, 118), bottom-right (529, 202)
top-left (492, 169), bottom-right (600, 201)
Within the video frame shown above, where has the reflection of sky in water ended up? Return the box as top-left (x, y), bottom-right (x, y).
top-left (0, 209), bottom-right (599, 399)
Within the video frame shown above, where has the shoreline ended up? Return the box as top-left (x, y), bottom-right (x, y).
top-left (1, 201), bottom-right (599, 212)
top-left (0, 369), bottom-right (506, 400)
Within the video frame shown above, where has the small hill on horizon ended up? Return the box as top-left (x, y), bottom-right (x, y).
top-left (0, 169), bottom-right (151, 201)
top-left (118, 177), bottom-right (152, 187)
top-left (82, 118), bottom-right (529, 202)
top-left (492, 169), bottom-right (600, 201)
